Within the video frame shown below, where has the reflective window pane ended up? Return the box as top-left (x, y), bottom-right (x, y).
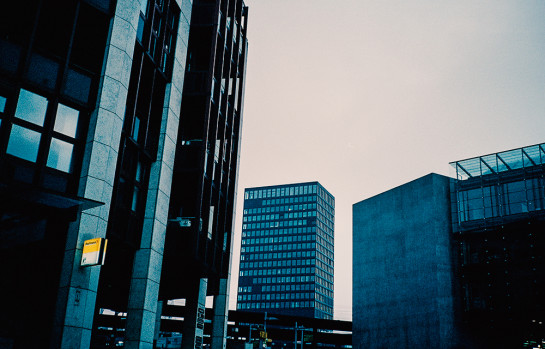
top-left (7, 124), bottom-right (41, 162)
top-left (131, 187), bottom-right (139, 211)
top-left (54, 103), bottom-right (79, 137)
top-left (136, 161), bottom-right (143, 182)
top-left (15, 89), bottom-right (48, 126)
top-left (132, 116), bottom-right (140, 141)
top-left (47, 138), bottom-right (74, 173)
top-left (137, 15), bottom-right (145, 42)
top-left (0, 95), bottom-right (6, 112)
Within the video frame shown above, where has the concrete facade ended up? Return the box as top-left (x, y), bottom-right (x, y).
top-left (182, 278), bottom-right (208, 349)
top-left (124, 1), bottom-right (192, 347)
top-left (352, 174), bottom-right (457, 349)
top-left (53, 1), bottom-right (140, 347)
top-left (211, 278), bottom-right (231, 349)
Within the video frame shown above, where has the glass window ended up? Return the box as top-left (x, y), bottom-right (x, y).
top-left (54, 104), bottom-right (79, 137)
top-left (136, 161), bottom-right (143, 182)
top-left (0, 95), bottom-right (6, 112)
top-left (15, 89), bottom-right (48, 126)
top-left (7, 125), bottom-right (41, 162)
top-left (132, 116), bottom-right (141, 141)
top-left (131, 187), bottom-right (140, 211)
top-left (137, 15), bottom-right (145, 43)
top-left (47, 138), bottom-right (74, 172)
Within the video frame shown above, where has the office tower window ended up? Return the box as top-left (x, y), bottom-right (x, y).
top-left (0, 0), bottom-right (113, 193)
top-left (107, 0), bottom-right (179, 247)
top-left (14, 89), bottom-right (48, 126)
top-left (136, 0), bottom-right (179, 75)
top-left (7, 125), bottom-right (41, 162)
top-left (5, 89), bottom-right (82, 175)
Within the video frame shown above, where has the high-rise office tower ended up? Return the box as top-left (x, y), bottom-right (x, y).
top-left (237, 182), bottom-right (335, 320)
top-left (0, 0), bottom-right (248, 348)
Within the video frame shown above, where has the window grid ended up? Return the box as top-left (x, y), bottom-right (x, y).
top-left (238, 182), bottom-right (334, 319)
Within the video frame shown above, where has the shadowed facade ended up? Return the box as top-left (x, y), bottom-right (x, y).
top-left (0, 0), bottom-right (248, 348)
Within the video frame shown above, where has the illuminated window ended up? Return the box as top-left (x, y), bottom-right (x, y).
top-left (7, 125), bottom-right (41, 162)
top-left (47, 138), bottom-right (74, 172)
top-left (14, 89), bottom-right (47, 126)
top-left (54, 104), bottom-right (79, 137)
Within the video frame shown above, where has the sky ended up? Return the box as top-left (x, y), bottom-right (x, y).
top-left (227, 0), bottom-right (545, 321)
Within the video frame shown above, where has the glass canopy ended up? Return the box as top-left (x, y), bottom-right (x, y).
top-left (450, 143), bottom-right (545, 180)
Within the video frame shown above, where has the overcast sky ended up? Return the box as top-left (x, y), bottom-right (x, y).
top-left (228, 0), bottom-right (545, 321)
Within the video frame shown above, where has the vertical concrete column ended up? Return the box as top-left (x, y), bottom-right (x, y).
top-left (123, 0), bottom-right (191, 347)
top-left (182, 278), bottom-right (208, 349)
top-left (211, 278), bottom-right (230, 349)
top-left (51, 1), bottom-right (140, 348)
top-left (124, 242), bottom-right (164, 349)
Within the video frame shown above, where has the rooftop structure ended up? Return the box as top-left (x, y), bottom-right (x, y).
top-left (451, 142), bottom-right (545, 180)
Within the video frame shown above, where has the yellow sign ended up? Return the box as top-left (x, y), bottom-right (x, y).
top-left (259, 331), bottom-right (267, 339)
top-left (81, 238), bottom-right (107, 267)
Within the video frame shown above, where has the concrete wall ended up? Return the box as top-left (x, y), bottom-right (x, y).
top-left (352, 173), bottom-right (457, 349)
top-left (53, 1), bottom-right (141, 347)
top-left (54, 0), bottom-right (193, 347)
top-left (124, 0), bottom-right (192, 347)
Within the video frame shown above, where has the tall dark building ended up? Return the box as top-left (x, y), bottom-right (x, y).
top-left (451, 143), bottom-right (545, 348)
top-left (237, 182), bottom-right (335, 320)
top-left (352, 143), bottom-right (545, 349)
top-left (0, 0), bottom-right (248, 348)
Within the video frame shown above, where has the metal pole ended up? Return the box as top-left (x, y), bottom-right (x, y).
top-left (294, 322), bottom-right (297, 349)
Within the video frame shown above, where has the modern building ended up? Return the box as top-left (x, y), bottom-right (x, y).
top-left (0, 0), bottom-right (248, 348)
top-left (237, 182), bottom-right (335, 320)
top-left (352, 143), bottom-right (545, 349)
top-left (450, 143), bottom-right (545, 348)
top-left (352, 174), bottom-right (458, 348)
